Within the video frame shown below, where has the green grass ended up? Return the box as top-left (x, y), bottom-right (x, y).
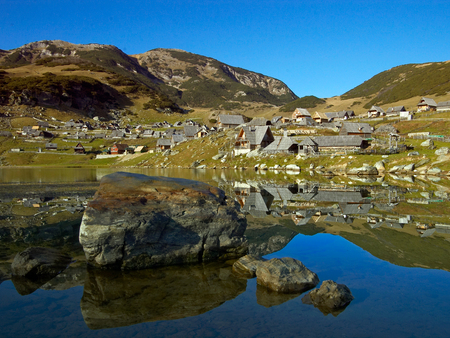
top-left (341, 61), bottom-right (450, 108)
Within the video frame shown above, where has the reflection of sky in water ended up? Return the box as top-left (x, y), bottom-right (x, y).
top-left (1, 233), bottom-right (450, 337)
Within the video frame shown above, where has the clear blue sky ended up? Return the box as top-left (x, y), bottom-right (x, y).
top-left (1, 0), bottom-right (450, 98)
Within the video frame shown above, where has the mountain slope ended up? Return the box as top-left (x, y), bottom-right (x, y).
top-left (342, 61), bottom-right (450, 109)
top-left (134, 48), bottom-right (298, 108)
top-left (0, 40), bottom-right (298, 115)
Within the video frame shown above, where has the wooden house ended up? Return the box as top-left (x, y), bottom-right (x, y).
top-left (45, 143), bottom-right (57, 150)
top-left (217, 114), bottom-right (245, 129)
top-left (313, 112), bottom-right (329, 123)
top-left (184, 125), bottom-right (199, 140)
top-left (248, 117), bottom-right (271, 126)
top-left (437, 101), bottom-right (450, 112)
top-left (171, 134), bottom-right (186, 146)
top-left (156, 138), bottom-right (172, 151)
top-left (312, 136), bottom-right (368, 152)
top-left (292, 108), bottom-right (311, 121)
top-left (325, 110), bottom-right (354, 121)
top-left (339, 122), bottom-right (372, 138)
top-left (74, 143), bottom-right (85, 154)
top-left (263, 136), bottom-right (298, 154)
top-left (417, 97), bottom-right (437, 112)
top-left (110, 143), bottom-right (128, 155)
top-left (234, 126), bottom-right (275, 155)
top-left (298, 137), bottom-right (319, 155)
top-left (367, 106), bottom-right (385, 118)
top-left (386, 106), bottom-right (406, 115)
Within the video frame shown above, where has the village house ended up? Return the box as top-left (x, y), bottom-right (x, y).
top-left (417, 97), bottom-right (437, 112)
top-left (141, 130), bottom-right (154, 138)
top-left (263, 136), bottom-right (298, 154)
top-left (325, 110), bottom-right (355, 121)
top-left (313, 112), bottom-right (329, 124)
top-left (110, 143), bottom-right (128, 155)
top-left (292, 108), bottom-right (311, 121)
top-left (74, 143), bottom-right (85, 154)
top-left (367, 105), bottom-right (385, 118)
top-left (312, 135), bottom-right (369, 152)
top-left (134, 145), bottom-right (148, 153)
top-left (339, 122), bottom-right (372, 138)
top-left (386, 106), bottom-right (406, 115)
top-left (298, 137), bottom-right (319, 155)
top-left (234, 126), bottom-right (275, 155)
top-left (437, 101), bottom-right (450, 112)
top-left (184, 125), bottom-right (199, 140)
top-left (248, 117), bottom-right (271, 126)
top-left (45, 143), bottom-right (57, 150)
top-left (217, 114), bottom-right (245, 129)
top-left (156, 138), bottom-right (172, 151)
top-left (171, 134), bottom-right (186, 146)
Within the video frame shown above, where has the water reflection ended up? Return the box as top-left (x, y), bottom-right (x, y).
top-left (80, 262), bottom-right (246, 330)
top-left (1, 168), bottom-right (450, 336)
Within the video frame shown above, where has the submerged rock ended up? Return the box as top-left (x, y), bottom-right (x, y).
top-left (79, 172), bottom-right (248, 269)
top-left (256, 257), bottom-right (319, 293)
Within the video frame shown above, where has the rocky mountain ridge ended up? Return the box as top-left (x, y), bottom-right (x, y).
top-left (0, 40), bottom-right (298, 114)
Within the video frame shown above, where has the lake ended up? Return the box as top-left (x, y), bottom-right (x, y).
top-left (1, 167), bottom-right (450, 338)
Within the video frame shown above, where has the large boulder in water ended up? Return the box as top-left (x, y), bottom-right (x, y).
top-left (79, 172), bottom-right (248, 269)
top-left (256, 257), bottom-right (319, 293)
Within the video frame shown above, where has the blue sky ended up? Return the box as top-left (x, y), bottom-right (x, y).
top-left (1, 0), bottom-right (450, 98)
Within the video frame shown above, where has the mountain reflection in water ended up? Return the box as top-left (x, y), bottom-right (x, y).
top-left (1, 168), bottom-right (450, 337)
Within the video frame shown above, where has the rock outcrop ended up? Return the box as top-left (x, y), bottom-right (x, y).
top-left (255, 257), bottom-right (319, 293)
top-left (79, 172), bottom-right (248, 269)
top-left (302, 280), bottom-right (354, 316)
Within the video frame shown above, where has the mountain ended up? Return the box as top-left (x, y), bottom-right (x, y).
top-left (133, 48), bottom-right (298, 108)
top-left (341, 61), bottom-right (450, 109)
top-left (0, 40), bottom-right (298, 116)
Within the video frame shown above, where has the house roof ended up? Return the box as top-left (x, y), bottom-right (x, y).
top-left (341, 122), bottom-right (372, 134)
top-left (184, 125), bottom-right (199, 137)
top-left (157, 138), bottom-right (172, 146)
top-left (314, 112), bottom-right (328, 119)
top-left (263, 136), bottom-right (297, 152)
top-left (418, 97), bottom-right (437, 107)
top-left (437, 101), bottom-right (450, 108)
top-left (368, 105), bottom-right (385, 114)
top-left (292, 108), bottom-right (311, 117)
top-left (171, 134), bottom-right (186, 143)
top-left (313, 135), bottom-right (365, 147)
top-left (218, 114), bottom-right (245, 125)
top-left (241, 126), bottom-right (273, 145)
top-left (386, 106), bottom-right (406, 113)
top-left (248, 117), bottom-right (269, 126)
top-left (112, 143), bottom-right (128, 150)
top-left (299, 137), bottom-right (318, 146)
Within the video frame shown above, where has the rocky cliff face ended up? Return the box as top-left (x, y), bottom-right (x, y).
top-left (79, 172), bottom-right (248, 269)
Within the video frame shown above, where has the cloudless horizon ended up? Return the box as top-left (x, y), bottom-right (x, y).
top-left (1, 0), bottom-right (450, 98)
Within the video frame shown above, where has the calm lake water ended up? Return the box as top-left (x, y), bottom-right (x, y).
top-left (1, 167), bottom-right (450, 338)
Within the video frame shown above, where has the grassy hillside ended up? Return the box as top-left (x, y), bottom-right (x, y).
top-left (342, 61), bottom-right (450, 109)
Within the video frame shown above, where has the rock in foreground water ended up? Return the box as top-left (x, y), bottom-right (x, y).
top-left (79, 172), bottom-right (248, 269)
top-left (304, 280), bottom-right (354, 316)
top-left (256, 257), bottom-right (319, 293)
